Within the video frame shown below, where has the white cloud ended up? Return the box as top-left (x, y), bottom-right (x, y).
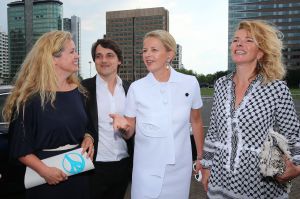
top-left (81, 14), bottom-right (104, 32)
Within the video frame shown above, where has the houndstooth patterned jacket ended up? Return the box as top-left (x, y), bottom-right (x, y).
top-left (202, 72), bottom-right (300, 199)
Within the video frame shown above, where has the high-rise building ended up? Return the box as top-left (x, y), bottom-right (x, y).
top-left (64, 16), bottom-right (81, 75)
top-left (172, 44), bottom-right (183, 69)
top-left (63, 18), bottom-right (71, 32)
top-left (0, 30), bottom-right (9, 84)
top-left (106, 7), bottom-right (169, 81)
top-left (7, 0), bottom-right (63, 82)
top-left (228, 0), bottom-right (300, 79)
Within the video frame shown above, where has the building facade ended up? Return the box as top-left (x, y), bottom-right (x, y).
top-left (106, 7), bottom-right (169, 81)
top-left (0, 30), bottom-right (9, 84)
top-left (172, 44), bottom-right (183, 69)
top-left (63, 18), bottom-right (71, 32)
top-left (64, 15), bottom-right (81, 75)
top-left (228, 0), bottom-right (300, 86)
top-left (7, 0), bottom-right (63, 82)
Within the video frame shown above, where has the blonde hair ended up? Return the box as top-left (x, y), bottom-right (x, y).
top-left (236, 20), bottom-right (286, 83)
top-left (144, 30), bottom-right (177, 58)
top-left (3, 30), bottom-right (84, 122)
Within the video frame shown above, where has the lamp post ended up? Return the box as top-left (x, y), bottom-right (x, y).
top-left (132, 17), bottom-right (135, 81)
top-left (88, 61), bottom-right (92, 77)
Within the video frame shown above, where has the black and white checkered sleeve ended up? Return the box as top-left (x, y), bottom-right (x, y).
top-left (275, 82), bottom-right (300, 165)
top-left (202, 82), bottom-right (220, 169)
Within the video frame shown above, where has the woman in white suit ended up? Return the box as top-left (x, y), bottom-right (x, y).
top-left (111, 30), bottom-right (204, 199)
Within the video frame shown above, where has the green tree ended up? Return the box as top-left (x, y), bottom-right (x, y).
top-left (175, 68), bottom-right (228, 86)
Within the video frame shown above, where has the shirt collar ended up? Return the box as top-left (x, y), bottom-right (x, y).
top-left (168, 67), bottom-right (182, 83)
top-left (225, 71), bottom-right (234, 82)
top-left (145, 67), bottom-right (181, 85)
top-left (96, 74), bottom-right (123, 87)
top-left (225, 70), bottom-right (263, 84)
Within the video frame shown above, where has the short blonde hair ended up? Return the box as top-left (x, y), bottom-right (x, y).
top-left (144, 30), bottom-right (177, 58)
top-left (236, 20), bottom-right (286, 83)
top-left (3, 30), bottom-right (83, 122)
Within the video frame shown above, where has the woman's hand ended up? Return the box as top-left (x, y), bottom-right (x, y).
top-left (40, 166), bottom-right (68, 185)
top-left (19, 154), bottom-right (68, 185)
top-left (109, 114), bottom-right (130, 137)
top-left (275, 158), bottom-right (300, 183)
top-left (81, 134), bottom-right (94, 159)
top-left (193, 160), bottom-right (203, 175)
top-left (201, 168), bottom-right (211, 192)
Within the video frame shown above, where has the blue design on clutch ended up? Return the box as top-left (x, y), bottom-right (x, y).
top-left (62, 152), bottom-right (85, 174)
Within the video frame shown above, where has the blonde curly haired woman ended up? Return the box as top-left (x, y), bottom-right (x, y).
top-left (3, 31), bottom-right (94, 199)
top-left (201, 20), bottom-right (300, 199)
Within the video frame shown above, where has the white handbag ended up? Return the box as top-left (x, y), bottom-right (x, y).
top-left (259, 128), bottom-right (292, 192)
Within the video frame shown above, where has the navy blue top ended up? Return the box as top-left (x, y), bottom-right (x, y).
top-left (9, 88), bottom-right (89, 159)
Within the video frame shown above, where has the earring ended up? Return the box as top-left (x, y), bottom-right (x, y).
top-left (166, 59), bottom-right (171, 69)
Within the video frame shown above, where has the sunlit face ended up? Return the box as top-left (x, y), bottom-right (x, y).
top-left (53, 39), bottom-right (79, 75)
top-left (231, 29), bottom-right (263, 66)
top-left (94, 45), bottom-right (120, 78)
top-left (142, 37), bottom-right (173, 73)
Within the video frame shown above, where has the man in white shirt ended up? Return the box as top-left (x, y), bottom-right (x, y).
top-left (82, 39), bottom-right (133, 199)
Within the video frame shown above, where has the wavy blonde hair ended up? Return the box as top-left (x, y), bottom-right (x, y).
top-left (3, 30), bottom-right (85, 122)
top-left (236, 20), bottom-right (286, 83)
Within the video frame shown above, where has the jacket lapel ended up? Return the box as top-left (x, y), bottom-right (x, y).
top-left (83, 76), bottom-right (98, 134)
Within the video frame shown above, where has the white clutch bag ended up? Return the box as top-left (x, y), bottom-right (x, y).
top-left (259, 128), bottom-right (292, 191)
top-left (24, 148), bottom-right (94, 189)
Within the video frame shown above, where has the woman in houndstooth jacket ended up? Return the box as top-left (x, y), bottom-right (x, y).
top-left (201, 20), bottom-right (300, 199)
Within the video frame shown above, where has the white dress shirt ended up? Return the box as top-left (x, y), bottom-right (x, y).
top-left (95, 74), bottom-right (129, 162)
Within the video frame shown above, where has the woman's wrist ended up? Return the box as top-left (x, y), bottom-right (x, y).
top-left (196, 155), bottom-right (202, 160)
top-left (84, 133), bottom-right (94, 144)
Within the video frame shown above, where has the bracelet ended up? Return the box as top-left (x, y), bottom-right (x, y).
top-left (84, 133), bottom-right (94, 144)
top-left (196, 155), bottom-right (202, 160)
top-left (195, 159), bottom-right (203, 164)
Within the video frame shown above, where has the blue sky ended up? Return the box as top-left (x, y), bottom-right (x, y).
top-left (0, 0), bottom-right (228, 78)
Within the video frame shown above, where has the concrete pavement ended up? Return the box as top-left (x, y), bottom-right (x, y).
top-left (124, 175), bottom-right (300, 199)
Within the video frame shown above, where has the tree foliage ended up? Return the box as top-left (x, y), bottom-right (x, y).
top-left (176, 68), bottom-right (300, 88)
top-left (176, 68), bottom-right (228, 87)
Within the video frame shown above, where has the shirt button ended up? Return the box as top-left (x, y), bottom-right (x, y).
top-left (232, 122), bottom-right (236, 128)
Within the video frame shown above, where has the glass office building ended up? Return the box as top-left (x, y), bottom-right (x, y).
top-left (7, 0), bottom-right (63, 82)
top-left (172, 44), bottom-right (183, 70)
top-left (106, 7), bottom-right (169, 81)
top-left (64, 16), bottom-right (81, 75)
top-left (228, 0), bottom-right (300, 87)
top-left (0, 31), bottom-right (9, 84)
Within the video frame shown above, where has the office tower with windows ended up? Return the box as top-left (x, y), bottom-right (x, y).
top-left (64, 15), bottom-right (81, 75)
top-left (63, 18), bottom-right (71, 32)
top-left (0, 30), bottom-right (9, 84)
top-left (106, 7), bottom-right (169, 81)
top-left (172, 44), bottom-right (183, 69)
top-left (7, 0), bottom-right (63, 82)
top-left (228, 0), bottom-right (300, 87)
